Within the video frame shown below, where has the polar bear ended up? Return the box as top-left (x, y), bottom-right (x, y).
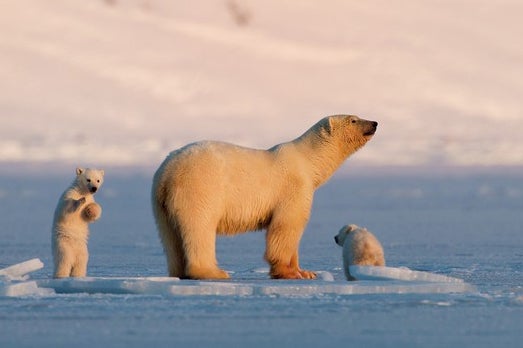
top-left (152, 115), bottom-right (377, 280)
top-left (334, 224), bottom-right (385, 280)
top-left (52, 168), bottom-right (104, 278)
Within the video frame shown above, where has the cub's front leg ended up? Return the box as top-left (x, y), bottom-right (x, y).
top-left (82, 202), bottom-right (102, 222)
top-left (65, 197), bottom-right (86, 214)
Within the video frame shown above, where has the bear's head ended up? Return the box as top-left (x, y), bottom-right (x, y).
top-left (76, 167), bottom-right (104, 194)
top-left (334, 224), bottom-right (360, 246)
top-left (315, 115), bottom-right (377, 153)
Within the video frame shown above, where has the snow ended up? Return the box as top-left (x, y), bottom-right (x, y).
top-left (0, 171), bottom-right (522, 347)
top-left (0, 0), bottom-right (522, 167)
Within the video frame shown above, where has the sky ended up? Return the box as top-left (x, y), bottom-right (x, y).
top-left (0, 0), bottom-right (522, 169)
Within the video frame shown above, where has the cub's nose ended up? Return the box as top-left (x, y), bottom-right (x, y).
top-left (334, 236), bottom-right (339, 244)
top-left (90, 187), bottom-right (98, 193)
top-left (372, 121), bottom-right (378, 128)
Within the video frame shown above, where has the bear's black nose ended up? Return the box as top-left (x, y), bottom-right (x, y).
top-left (334, 236), bottom-right (339, 244)
top-left (90, 187), bottom-right (98, 193)
top-left (372, 121), bottom-right (378, 128)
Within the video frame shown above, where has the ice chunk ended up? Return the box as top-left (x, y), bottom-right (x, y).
top-left (349, 265), bottom-right (466, 283)
top-left (316, 271), bottom-right (335, 282)
top-left (0, 258), bottom-right (44, 280)
top-left (0, 280), bottom-right (54, 297)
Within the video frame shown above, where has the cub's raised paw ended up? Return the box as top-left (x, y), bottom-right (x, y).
top-left (82, 202), bottom-right (102, 222)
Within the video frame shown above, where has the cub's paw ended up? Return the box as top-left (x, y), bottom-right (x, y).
top-left (82, 202), bottom-right (102, 222)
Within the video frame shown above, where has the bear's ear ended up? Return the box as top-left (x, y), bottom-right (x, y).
top-left (321, 117), bottom-right (336, 136)
top-left (76, 167), bottom-right (84, 176)
top-left (100, 170), bottom-right (105, 177)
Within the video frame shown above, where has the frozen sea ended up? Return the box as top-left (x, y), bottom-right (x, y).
top-left (0, 167), bottom-right (522, 348)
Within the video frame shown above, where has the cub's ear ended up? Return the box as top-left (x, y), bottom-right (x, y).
top-left (76, 167), bottom-right (84, 176)
top-left (347, 224), bottom-right (359, 232)
top-left (338, 224), bottom-right (351, 234)
top-left (100, 170), bottom-right (105, 177)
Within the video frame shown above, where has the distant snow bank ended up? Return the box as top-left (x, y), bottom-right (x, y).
top-left (0, 0), bottom-right (522, 167)
top-left (1, 259), bottom-right (474, 297)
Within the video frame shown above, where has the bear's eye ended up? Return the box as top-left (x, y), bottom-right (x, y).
top-left (87, 179), bottom-right (91, 183)
top-left (351, 119), bottom-right (357, 124)
top-left (97, 180), bottom-right (100, 183)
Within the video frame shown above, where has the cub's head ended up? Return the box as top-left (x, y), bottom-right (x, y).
top-left (334, 224), bottom-right (360, 246)
top-left (76, 167), bottom-right (104, 194)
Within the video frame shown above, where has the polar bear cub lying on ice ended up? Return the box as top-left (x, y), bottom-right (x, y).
top-left (334, 224), bottom-right (385, 280)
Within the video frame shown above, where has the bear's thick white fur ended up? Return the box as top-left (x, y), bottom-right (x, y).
top-left (52, 168), bottom-right (104, 278)
top-left (334, 224), bottom-right (385, 280)
top-left (152, 115), bottom-right (377, 280)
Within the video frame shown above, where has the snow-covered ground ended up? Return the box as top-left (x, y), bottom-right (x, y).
top-left (1, 0), bottom-right (522, 167)
top-left (0, 170), bottom-right (522, 347)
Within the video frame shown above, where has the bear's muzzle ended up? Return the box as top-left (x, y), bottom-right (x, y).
top-left (363, 121), bottom-right (378, 136)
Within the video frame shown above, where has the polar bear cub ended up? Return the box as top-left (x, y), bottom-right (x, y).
top-left (52, 168), bottom-right (104, 278)
top-left (334, 224), bottom-right (385, 280)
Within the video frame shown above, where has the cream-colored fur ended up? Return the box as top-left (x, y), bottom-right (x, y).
top-left (152, 115), bottom-right (377, 280)
top-left (334, 224), bottom-right (385, 280)
top-left (52, 168), bottom-right (104, 278)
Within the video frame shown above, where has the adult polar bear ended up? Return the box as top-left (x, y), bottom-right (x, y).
top-left (152, 115), bottom-right (377, 280)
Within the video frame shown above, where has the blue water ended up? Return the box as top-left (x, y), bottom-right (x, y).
top-left (0, 167), bottom-right (522, 347)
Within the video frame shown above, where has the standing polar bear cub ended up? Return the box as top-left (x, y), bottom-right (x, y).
top-left (152, 115), bottom-right (377, 280)
top-left (334, 224), bottom-right (385, 280)
top-left (52, 168), bottom-right (104, 278)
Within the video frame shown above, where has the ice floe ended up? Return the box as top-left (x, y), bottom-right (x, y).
top-left (349, 265), bottom-right (467, 283)
top-left (1, 259), bottom-right (475, 297)
top-left (37, 277), bottom-right (474, 297)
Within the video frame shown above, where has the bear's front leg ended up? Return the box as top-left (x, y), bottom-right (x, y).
top-left (290, 252), bottom-right (317, 279)
top-left (265, 214), bottom-right (316, 280)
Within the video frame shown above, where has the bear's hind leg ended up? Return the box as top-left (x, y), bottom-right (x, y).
top-left (163, 225), bottom-right (187, 278)
top-left (153, 202), bottom-right (187, 278)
